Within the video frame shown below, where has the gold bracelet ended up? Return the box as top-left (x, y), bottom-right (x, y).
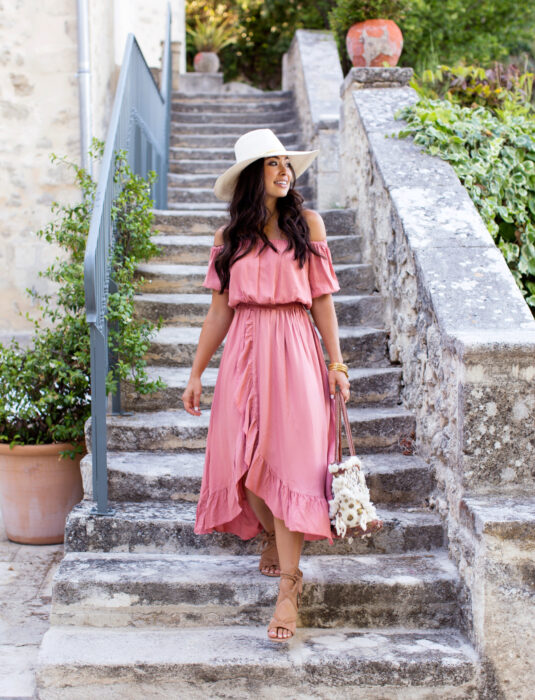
top-left (328, 362), bottom-right (348, 377)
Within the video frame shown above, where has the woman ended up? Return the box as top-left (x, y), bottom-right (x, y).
top-left (182, 128), bottom-right (350, 642)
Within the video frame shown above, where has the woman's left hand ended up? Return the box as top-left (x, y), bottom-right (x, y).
top-left (328, 369), bottom-right (350, 403)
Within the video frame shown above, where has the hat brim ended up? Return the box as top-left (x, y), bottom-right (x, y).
top-left (213, 149), bottom-right (319, 202)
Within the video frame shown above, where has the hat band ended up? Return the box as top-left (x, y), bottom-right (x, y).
top-left (262, 147), bottom-right (288, 155)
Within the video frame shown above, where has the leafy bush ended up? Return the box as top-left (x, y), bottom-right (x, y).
top-left (392, 95), bottom-right (535, 316)
top-left (0, 141), bottom-right (165, 454)
top-left (412, 61), bottom-right (534, 116)
top-left (186, 14), bottom-right (238, 53)
top-left (399, 0), bottom-right (535, 76)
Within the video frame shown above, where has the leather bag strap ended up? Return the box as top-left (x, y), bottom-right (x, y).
top-left (335, 389), bottom-right (356, 463)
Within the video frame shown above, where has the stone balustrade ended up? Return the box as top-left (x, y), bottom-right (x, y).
top-left (340, 65), bottom-right (535, 699)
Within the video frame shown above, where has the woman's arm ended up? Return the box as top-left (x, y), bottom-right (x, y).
top-left (310, 294), bottom-right (350, 402)
top-left (304, 209), bottom-right (350, 402)
top-left (182, 227), bottom-right (234, 416)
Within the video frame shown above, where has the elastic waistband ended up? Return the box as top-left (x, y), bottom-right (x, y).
top-left (235, 301), bottom-right (306, 311)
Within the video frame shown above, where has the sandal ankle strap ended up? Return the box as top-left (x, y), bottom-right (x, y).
top-left (279, 569), bottom-right (303, 584)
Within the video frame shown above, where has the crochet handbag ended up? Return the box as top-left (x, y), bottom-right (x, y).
top-left (326, 389), bottom-right (383, 539)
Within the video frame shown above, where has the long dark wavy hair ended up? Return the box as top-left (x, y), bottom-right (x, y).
top-left (212, 157), bottom-right (326, 293)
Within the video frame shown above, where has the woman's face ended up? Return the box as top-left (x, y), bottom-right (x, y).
top-left (263, 155), bottom-right (293, 200)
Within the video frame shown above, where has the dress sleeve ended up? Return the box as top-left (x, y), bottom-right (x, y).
top-left (202, 245), bottom-right (226, 291)
top-left (308, 240), bottom-right (340, 298)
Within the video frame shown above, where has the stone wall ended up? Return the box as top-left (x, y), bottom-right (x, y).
top-left (0, 0), bottom-right (184, 342)
top-left (282, 30), bottom-right (343, 209)
top-left (0, 0), bottom-right (81, 342)
top-left (340, 66), bottom-right (535, 699)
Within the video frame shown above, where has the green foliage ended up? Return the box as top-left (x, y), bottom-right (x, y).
top-left (328, 0), bottom-right (410, 75)
top-left (392, 93), bottom-right (535, 317)
top-left (399, 0), bottom-right (535, 76)
top-left (411, 62), bottom-right (534, 118)
top-left (186, 14), bottom-right (238, 53)
top-left (0, 140), bottom-right (165, 453)
top-left (185, 0), bottom-right (535, 87)
top-left (186, 0), bottom-right (336, 90)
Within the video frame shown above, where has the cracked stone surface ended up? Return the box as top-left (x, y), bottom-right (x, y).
top-left (0, 509), bottom-right (63, 699)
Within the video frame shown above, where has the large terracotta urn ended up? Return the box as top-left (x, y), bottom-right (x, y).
top-left (0, 443), bottom-right (83, 544)
top-left (346, 19), bottom-right (403, 67)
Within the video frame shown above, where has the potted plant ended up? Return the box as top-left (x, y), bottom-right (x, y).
top-left (0, 141), bottom-right (164, 544)
top-left (329, 0), bottom-right (409, 68)
top-left (186, 15), bottom-right (238, 73)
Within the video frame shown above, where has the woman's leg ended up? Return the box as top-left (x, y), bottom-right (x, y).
top-left (269, 516), bottom-right (304, 640)
top-left (244, 486), bottom-right (280, 575)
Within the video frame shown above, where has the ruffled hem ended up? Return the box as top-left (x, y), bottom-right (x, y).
top-left (194, 446), bottom-right (334, 544)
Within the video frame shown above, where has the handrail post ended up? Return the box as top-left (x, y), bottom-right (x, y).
top-left (108, 277), bottom-right (122, 416)
top-left (89, 324), bottom-right (115, 515)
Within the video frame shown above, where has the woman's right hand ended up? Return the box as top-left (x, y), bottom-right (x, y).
top-left (182, 375), bottom-right (202, 416)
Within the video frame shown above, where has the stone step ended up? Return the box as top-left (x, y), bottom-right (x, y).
top-left (50, 551), bottom-right (460, 629)
top-left (168, 172), bottom-right (223, 188)
top-left (146, 325), bottom-right (224, 367)
top-left (166, 169), bottom-right (312, 188)
top-left (166, 201), bottom-right (235, 210)
top-left (134, 292), bottom-right (385, 327)
top-left (64, 501), bottom-right (444, 555)
top-left (85, 406), bottom-right (414, 454)
top-left (151, 234), bottom-right (362, 264)
top-left (171, 109), bottom-right (297, 125)
top-left (169, 157), bottom-right (236, 174)
top-left (167, 169), bottom-right (311, 188)
top-left (136, 260), bottom-right (372, 294)
top-left (169, 144), bottom-right (299, 161)
top-left (170, 119), bottom-right (299, 134)
top-left (170, 131), bottom-right (299, 148)
top-left (151, 208), bottom-right (357, 237)
top-left (121, 365), bottom-right (402, 412)
top-left (145, 324), bottom-right (390, 368)
top-left (37, 625), bottom-right (480, 699)
top-left (80, 451), bottom-right (434, 505)
top-left (172, 90), bottom-right (293, 101)
top-left (171, 99), bottom-right (294, 114)
top-left (167, 184), bottom-right (314, 204)
top-left (152, 209), bottom-right (229, 234)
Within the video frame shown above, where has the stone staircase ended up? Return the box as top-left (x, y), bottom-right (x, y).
top-left (37, 90), bottom-right (481, 698)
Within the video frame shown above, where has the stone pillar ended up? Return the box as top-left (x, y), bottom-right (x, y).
top-left (339, 67), bottom-right (413, 209)
top-left (171, 40), bottom-right (181, 92)
top-left (282, 30), bottom-right (344, 209)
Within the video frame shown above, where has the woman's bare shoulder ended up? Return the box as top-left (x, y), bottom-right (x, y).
top-left (302, 209), bottom-right (327, 242)
top-left (213, 225), bottom-right (225, 246)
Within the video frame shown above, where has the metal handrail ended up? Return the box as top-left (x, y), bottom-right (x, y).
top-left (84, 5), bottom-right (172, 515)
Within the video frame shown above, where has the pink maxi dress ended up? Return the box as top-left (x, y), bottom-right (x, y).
top-left (194, 237), bottom-right (341, 543)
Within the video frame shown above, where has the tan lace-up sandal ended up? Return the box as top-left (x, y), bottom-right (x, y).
top-left (258, 530), bottom-right (280, 577)
top-left (267, 569), bottom-right (303, 642)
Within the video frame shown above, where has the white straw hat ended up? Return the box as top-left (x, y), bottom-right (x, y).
top-left (213, 128), bottom-right (319, 202)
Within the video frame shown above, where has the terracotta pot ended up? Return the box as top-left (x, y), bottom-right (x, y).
top-left (194, 51), bottom-right (220, 73)
top-left (0, 443), bottom-right (83, 544)
top-left (346, 19), bottom-right (403, 68)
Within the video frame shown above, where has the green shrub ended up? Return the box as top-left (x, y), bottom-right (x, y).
top-left (0, 140), bottom-right (165, 455)
top-left (410, 61), bottom-right (534, 116)
top-left (400, 0), bottom-right (535, 76)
